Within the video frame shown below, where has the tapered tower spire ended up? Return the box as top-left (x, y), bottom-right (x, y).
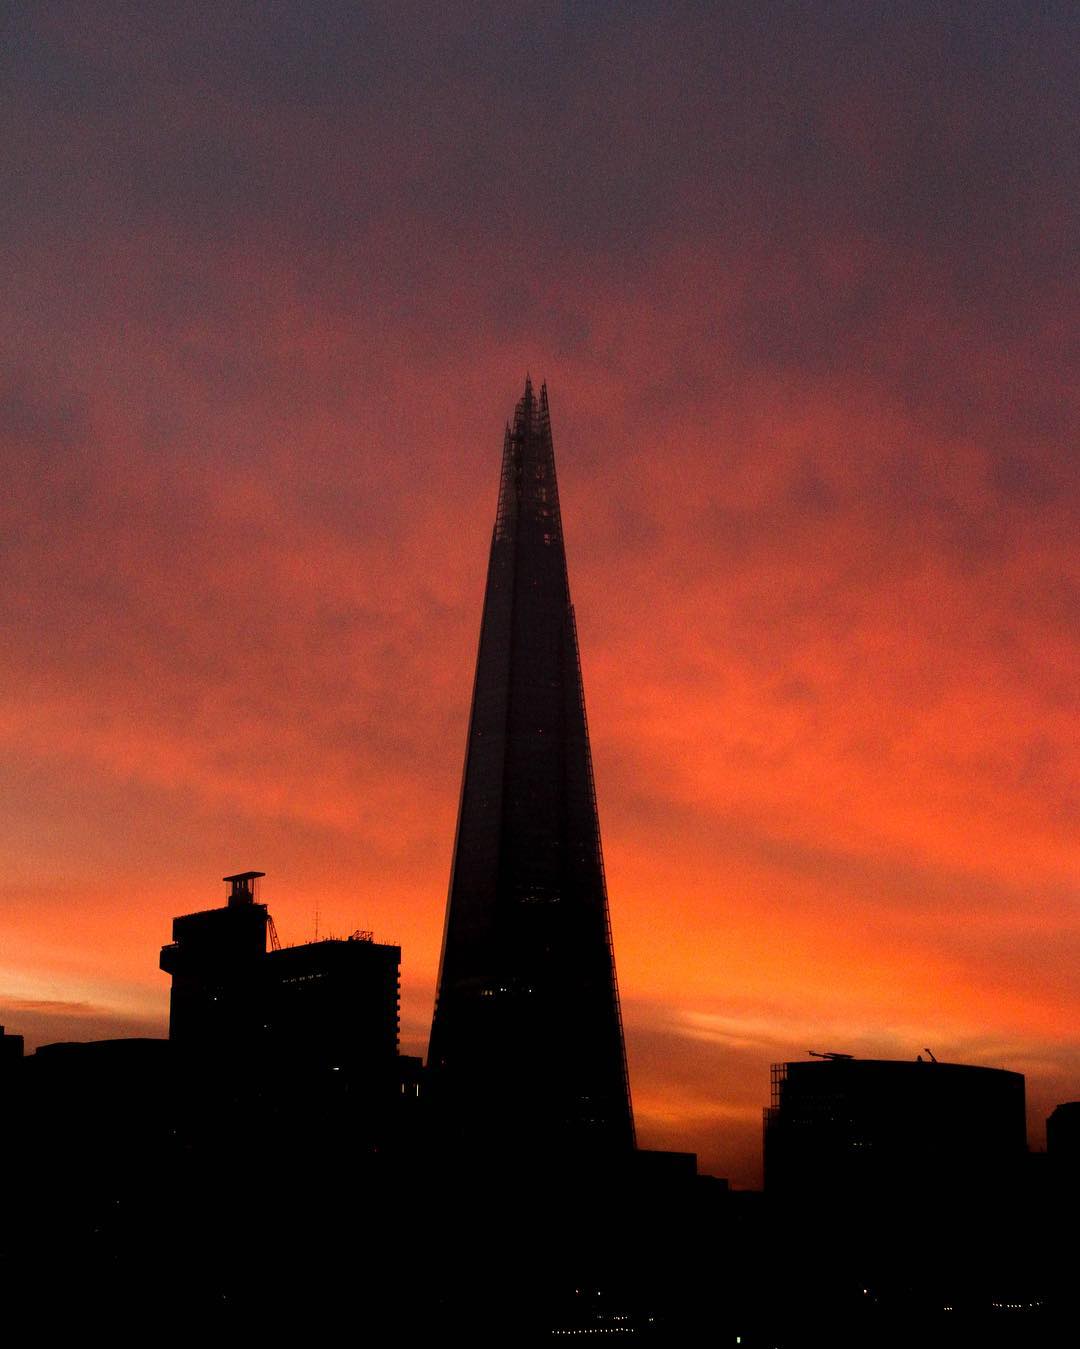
top-left (428, 379), bottom-right (634, 1154)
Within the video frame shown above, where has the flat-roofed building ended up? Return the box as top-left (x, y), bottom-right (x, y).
top-left (764, 1054), bottom-right (1026, 1197)
top-left (159, 871), bottom-right (400, 1069)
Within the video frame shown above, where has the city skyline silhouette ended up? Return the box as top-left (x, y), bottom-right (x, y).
top-left (3, 366), bottom-right (1076, 1339)
top-left (2, 0), bottom-right (1076, 1198)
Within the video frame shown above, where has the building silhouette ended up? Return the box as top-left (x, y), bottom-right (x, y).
top-left (159, 871), bottom-right (271, 1048)
top-left (764, 1054), bottom-right (1027, 1196)
top-left (157, 869), bottom-right (416, 1162)
top-left (1047, 1100), bottom-right (1080, 1202)
top-left (428, 378), bottom-right (634, 1154)
top-left (0, 1023), bottom-right (23, 1066)
top-left (759, 1054), bottom-right (1043, 1329)
top-left (160, 870), bottom-right (401, 1070)
top-left (1046, 1100), bottom-right (1080, 1163)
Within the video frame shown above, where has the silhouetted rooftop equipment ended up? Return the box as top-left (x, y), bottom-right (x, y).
top-left (223, 871), bottom-right (265, 906)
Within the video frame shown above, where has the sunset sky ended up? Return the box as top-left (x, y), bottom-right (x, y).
top-left (2, 1), bottom-right (1076, 1185)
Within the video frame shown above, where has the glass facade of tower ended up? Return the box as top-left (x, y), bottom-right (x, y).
top-left (428, 379), bottom-right (634, 1154)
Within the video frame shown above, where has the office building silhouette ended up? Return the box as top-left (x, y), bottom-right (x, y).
top-left (764, 1054), bottom-right (1026, 1195)
top-left (160, 871), bottom-right (401, 1071)
top-left (1046, 1101), bottom-right (1080, 1161)
top-left (1047, 1100), bottom-right (1080, 1195)
top-left (0, 1024), bottom-right (23, 1066)
top-left (160, 871), bottom-right (271, 1047)
top-left (428, 378), bottom-right (634, 1153)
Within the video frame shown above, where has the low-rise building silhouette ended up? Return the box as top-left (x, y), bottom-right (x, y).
top-left (158, 870), bottom-right (415, 1160)
top-left (0, 1023), bottom-right (24, 1066)
top-left (159, 870), bottom-right (400, 1069)
top-left (1046, 1101), bottom-right (1080, 1163)
top-left (1047, 1101), bottom-right (1080, 1200)
top-left (764, 1053), bottom-right (1026, 1197)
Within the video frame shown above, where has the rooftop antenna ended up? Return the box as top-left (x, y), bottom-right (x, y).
top-left (314, 895), bottom-right (320, 944)
top-left (924, 1047), bottom-right (937, 1063)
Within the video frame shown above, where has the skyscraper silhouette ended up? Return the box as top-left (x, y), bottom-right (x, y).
top-left (429, 378), bottom-right (634, 1154)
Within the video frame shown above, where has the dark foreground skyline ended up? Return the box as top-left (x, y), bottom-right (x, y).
top-left (2, 1), bottom-right (1077, 1189)
top-left (3, 864), bottom-right (1076, 1342)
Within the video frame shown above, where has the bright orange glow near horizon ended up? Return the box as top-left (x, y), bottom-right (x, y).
top-left (2, 3), bottom-right (1077, 1186)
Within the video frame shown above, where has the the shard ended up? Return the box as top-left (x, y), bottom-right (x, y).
top-left (428, 378), bottom-right (635, 1154)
